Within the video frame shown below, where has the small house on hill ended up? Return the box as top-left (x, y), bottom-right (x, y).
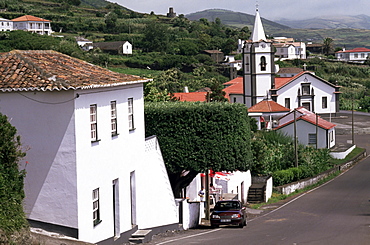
top-left (202, 50), bottom-right (224, 63)
top-left (11, 15), bottom-right (52, 35)
top-left (335, 47), bottom-right (370, 63)
top-left (93, 41), bottom-right (132, 55)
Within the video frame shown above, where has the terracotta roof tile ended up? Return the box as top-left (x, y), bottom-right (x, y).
top-left (248, 100), bottom-right (290, 113)
top-left (336, 47), bottom-right (370, 53)
top-left (223, 77), bottom-right (243, 100)
top-left (172, 92), bottom-right (208, 102)
top-left (0, 50), bottom-right (148, 92)
top-left (275, 107), bottom-right (336, 130)
top-left (12, 15), bottom-right (50, 22)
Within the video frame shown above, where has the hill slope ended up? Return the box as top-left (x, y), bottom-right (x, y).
top-left (277, 15), bottom-right (370, 29)
top-left (185, 9), bottom-right (290, 34)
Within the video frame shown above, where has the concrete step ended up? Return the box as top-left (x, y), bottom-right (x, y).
top-left (129, 230), bottom-right (152, 244)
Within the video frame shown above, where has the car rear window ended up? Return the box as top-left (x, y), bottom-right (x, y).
top-left (214, 201), bottom-right (240, 210)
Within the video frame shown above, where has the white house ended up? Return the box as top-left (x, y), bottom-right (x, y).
top-left (12, 15), bottom-right (52, 35)
top-left (273, 42), bottom-right (306, 60)
top-left (0, 50), bottom-right (178, 244)
top-left (76, 36), bottom-right (93, 51)
top-left (335, 47), bottom-right (370, 63)
top-left (275, 107), bottom-right (336, 149)
top-left (0, 17), bottom-right (13, 31)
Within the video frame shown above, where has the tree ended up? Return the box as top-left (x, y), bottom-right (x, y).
top-left (145, 102), bottom-right (252, 197)
top-left (323, 37), bottom-right (334, 56)
top-left (143, 22), bottom-right (170, 52)
top-left (0, 113), bottom-right (27, 235)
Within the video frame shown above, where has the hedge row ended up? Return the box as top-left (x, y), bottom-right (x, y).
top-left (272, 165), bottom-right (326, 187)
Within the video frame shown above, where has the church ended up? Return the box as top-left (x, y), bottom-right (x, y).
top-left (235, 8), bottom-right (341, 116)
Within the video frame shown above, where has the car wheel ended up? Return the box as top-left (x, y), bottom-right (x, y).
top-left (238, 223), bottom-right (243, 228)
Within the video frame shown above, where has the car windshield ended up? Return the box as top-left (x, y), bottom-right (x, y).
top-left (214, 201), bottom-right (241, 211)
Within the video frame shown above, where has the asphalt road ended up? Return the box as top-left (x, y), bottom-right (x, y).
top-left (150, 134), bottom-right (370, 245)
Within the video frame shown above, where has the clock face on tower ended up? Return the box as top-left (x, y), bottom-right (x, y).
top-left (261, 44), bottom-right (266, 49)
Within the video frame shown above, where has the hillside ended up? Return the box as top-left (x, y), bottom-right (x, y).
top-left (185, 9), bottom-right (290, 33)
top-left (276, 15), bottom-right (370, 30)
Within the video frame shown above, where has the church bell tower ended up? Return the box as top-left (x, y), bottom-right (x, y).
top-left (242, 8), bottom-right (275, 107)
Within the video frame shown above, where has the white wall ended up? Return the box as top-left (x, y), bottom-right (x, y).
top-left (223, 171), bottom-right (252, 203)
top-left (0, 90), bottom-right (79, 228)
top-left (136, 136), bottom-right (178, 229)
top-left (74, 84), bottom-right (146, 243)
top-left (277, 120), bottom-right (330, 148)
top-left (276, 74), bottom-right (337, 114)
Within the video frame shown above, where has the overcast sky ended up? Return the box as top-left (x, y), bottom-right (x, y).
top-left (113, 0), bottom-right (369, 20)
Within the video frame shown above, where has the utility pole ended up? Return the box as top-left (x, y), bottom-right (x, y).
top-left (294, 109), bottom-right (298, 167)
top-left (316, 112), bottom-right (318, 149)
top-left (352, 95), bottom-right (355, 145)
top-left (205, 170), bottom-right (210, 220)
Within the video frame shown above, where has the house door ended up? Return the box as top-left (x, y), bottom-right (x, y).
top-left (112, 179), bottom-right (120, 238)
top-left (130, 171), bottom-right (137, 226)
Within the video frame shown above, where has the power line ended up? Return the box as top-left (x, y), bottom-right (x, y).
top-left (16, 92), bottom-right (79, 105)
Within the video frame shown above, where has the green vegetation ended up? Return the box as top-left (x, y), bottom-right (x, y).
top-left (251, 131), bottom-right (333, 186)
top-left (0, 113), bottom-right (28, 240)
top-left (144, 102), bottom-right (252, 197)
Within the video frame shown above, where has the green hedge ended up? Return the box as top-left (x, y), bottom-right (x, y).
top-left (145, 102), bottom-right (253, 174)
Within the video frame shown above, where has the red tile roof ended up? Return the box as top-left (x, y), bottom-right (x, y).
top-left (12, 15), bottom-right (50, 22)
top-left (248, 100), bottom-right (290, 113)
top-left (275, 107), bottom-right (336, 130)
top-left (223, 77), bottom-right (243, 100)
top-left (172, 92), bottom-right (208, 102)
top-left (274, 77), bottom-right (292, 89)
top-left (336, 47), bottom-right (370, 53)
top-left (0, 50), bottom-right (148, 92)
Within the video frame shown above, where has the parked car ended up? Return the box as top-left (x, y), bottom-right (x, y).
top-left (210, 200), bottom-right (247, 228)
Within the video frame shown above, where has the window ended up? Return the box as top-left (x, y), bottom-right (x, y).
top-left (308, 134), bottom-right (316, 145)
top-left (361, 53), bottom-right (365, 58)
top-left (93, 188), bottom-right (101, 226)
top-left (322, 97), bottom-right (328, 109)
top-left (29, 23), bottom-right (33, 29)
top-left (111, 101), bottom-right (118, 136)
top-left (90, 104), bottom-right (98, 142)
top-left (128, 98), bottom-right (134, 130)
top-left (260, 56), bottom-right (267, 71)
top-left (354, 53), bottom-right (358, 58)
top-left (330, 131), bottom-right (334, 142)
top-left (302, 84), bottom-right (310, 95)
top-left (285, 98), bottom-right (290, 109)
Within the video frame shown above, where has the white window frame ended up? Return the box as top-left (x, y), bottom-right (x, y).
top-left (90, 104), bottom-right (98, 142)
top-left (128, 98), bottom-right (135, 130)
top-left (93, 188), bottom-right (101, 226)
top-left (111, 101), bottom-right (118, 136)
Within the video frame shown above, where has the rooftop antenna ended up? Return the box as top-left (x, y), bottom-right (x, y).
top-left (256, 1), bottom-right (259, 11)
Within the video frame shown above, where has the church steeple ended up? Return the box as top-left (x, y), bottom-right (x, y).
top-left (251, 7), bottom-right (266, 42)
top-left (242, 6), bottom-right (275, 108)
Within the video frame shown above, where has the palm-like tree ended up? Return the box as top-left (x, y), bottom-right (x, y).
top-left (323, 37), bottom-right (334, 56)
